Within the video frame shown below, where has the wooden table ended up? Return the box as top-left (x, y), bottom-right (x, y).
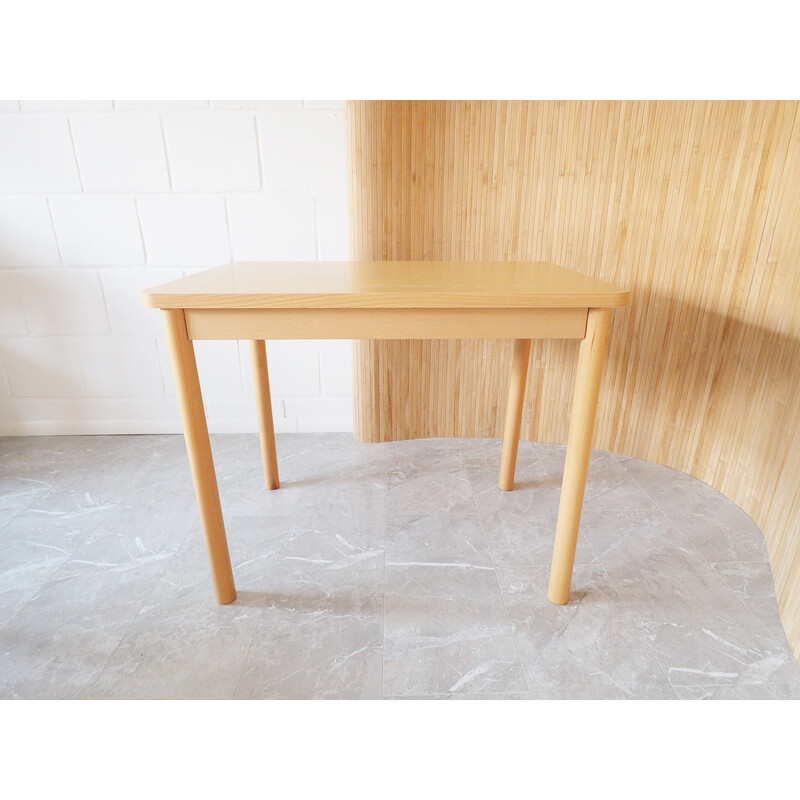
top-left (142, 261), bottom-right (630, 606)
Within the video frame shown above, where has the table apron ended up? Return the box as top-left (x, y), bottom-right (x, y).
top-left (184, 307), bottom-right (589, 340)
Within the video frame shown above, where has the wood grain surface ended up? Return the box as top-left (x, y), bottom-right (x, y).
top-left (141, 260), bottom-right (628, 309)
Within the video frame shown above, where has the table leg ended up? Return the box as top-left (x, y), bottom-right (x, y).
top-left (250, 340), bottom-right (280, 490)
top-left (548, 308), bottom-right (612, 604)
top-left (162, 309), bottom-right (236, 604)
top-left (499, 339), bottom-right (532, 491)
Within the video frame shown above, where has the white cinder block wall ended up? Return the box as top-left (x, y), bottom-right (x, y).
top-left (0, 100), bottom-right (352, 435)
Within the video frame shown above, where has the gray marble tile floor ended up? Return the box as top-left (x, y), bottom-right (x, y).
top-left (1, 432), bottom-right (798, 699)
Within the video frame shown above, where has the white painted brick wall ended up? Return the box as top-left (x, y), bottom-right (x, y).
top-left (100, 267), bottom-right (185, 336)
top-left (2, 338), bottom-right (85, 397)
top-left (19, 101), bottom-right (114, 112)
top-left (316, 196), bottom-right (349, 260)
top-left (0, 116), bottom-right (81, 192)
top-left (0, 101), bottom-right (352, 435)
top-left (78, 338), bottom-right (165, 397)
top-left (137, 196), bottom-right (230, 266)
top-left (227, 195), bottom-right (317, 260)
top-left (0, 273), bottom-right (27, 335)
top-left (258, 111), bottom-right (346, 193)
top-left (0, 197), bottom-right (62, 266)
top-left (0, 358), bottom-right (9, 395)
top-left (163, 112), bottom-right (261, 192)
top-left (70, 114), bottom-right (170, 192)
top-left (17, 270), bottom-right (109, 335)
top-left (49, 195), bottom-right (145, 266)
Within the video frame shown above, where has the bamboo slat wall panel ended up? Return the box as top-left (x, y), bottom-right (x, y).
top-left (347, 100), bottom-right (800, 659)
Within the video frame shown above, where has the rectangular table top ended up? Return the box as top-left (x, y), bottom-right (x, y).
top-left (142, 261), bottom-right (630, 310)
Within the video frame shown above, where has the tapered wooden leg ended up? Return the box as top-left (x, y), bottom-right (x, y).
top-left (250, 340), bottom-right (280, 490)
top-left (499, 339), bottom-right (532, 491)
top-left (548, 308), bottom-right (612, 604)
top-left (162, 309), bottom-right (236, 604)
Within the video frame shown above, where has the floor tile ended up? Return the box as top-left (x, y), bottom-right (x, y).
top-left (88, 582), bottom-right (264, 700)
top-left (236, 565), bottom-right (384, 699)
top-left (0, 537), bottom-right (70, 628)
top-left (674, 683), bottom-right (800, 700)
top-left (86, 517), bottom-right (288, 699)
top-left (639, 616), bottom-right (800, 688)
top-left (619, 456), bottom-right (768, 562)
top-left (618, 562), bottom-right (746, 630)
top-left (237, 607), bottom-right (383, 700)
top-left (583, 505), bottom-right (699, 575)
top-left (455, 437), bottom-right (537, 461)
top-left (710, 561), bottom-right (793, 650)
top-left (383, 582), bottom-right (526, 697)
top-left (497, 564), bottom-right (677, 699)
top-left (385, 511), bottom-right (496, 599)
top-left (386, 512), bottom-right (490, 568)
top-left (1, 433), bottom-right (797, 699)
top-left (388, 467), bottom-right (477, 514)
top-left (0, 554), bottom-right (169, 698)
top-left (386, 692), bottom-right (530, 700)
top-left (466, 457), bottom-right (554, 514)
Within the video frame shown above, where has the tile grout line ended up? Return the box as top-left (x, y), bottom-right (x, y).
top-left (84, 515), bottom-right (200, 698)
top-left (466, 442), bottom-right (532, 699)
top-left (707, 563), bottom-right (796, 654)
top-left (0, 477), bottom-right (130, 638)
top-left (592, 557), bottom-right (682, 699)
top-left (475, 516), bottom-right (532, 699)
top-left (573, 451), bottom-right (680, 697)
top-left (385, 442), bottom-right (478, 698)
top-left (0, 189), bottom-right (346, 197)
top-left (232, 510), bottom-right (295, 700)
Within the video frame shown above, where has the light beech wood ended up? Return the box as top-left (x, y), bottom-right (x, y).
top-left (548, 308), bottom-right (612, 603)
top-left (347, 100), bottom-right (800, 661)
top-left (142, 260), bottom-right (629, 310)
top-left (499, 339), bottom-right (532, 490)
top-left (184, 307), bottom-right (588, 341)
top-left (250, 340), bottom-right (280, 490)
top-left (161, 309), bottom-right (235, 604)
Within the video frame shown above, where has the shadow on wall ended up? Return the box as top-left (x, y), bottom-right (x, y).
top-left (602, 287), bottom-right (800, 512)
